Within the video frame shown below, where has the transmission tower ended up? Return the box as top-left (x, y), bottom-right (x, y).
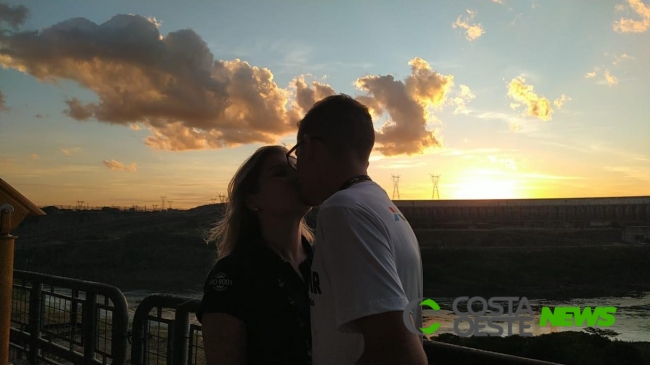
top-left (430, 174), bottom-right (441, 200)
top-left (160, 196), bottom-right (166, 210)
top-left (218, 193), bottom-right (227, 203)
top-left (153, 204), bottom-right (158, 210)
top-left (391, 174), bottom-right (401, 200)
top-left (168, 200), bottom-right (174, 210)
top-left (210, 197), bottom-right (217, 204)
top-left (76, 200), bottom-right (85, 210)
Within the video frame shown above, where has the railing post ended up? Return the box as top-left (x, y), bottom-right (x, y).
top-left (27, 282), bottom-right (42, 365)
top-left (83, 293), bottom-right (97, 364)
top-left (172, 308), bottom-right (190, 365)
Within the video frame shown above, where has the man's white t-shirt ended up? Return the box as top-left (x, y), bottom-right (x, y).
top-left (309, 180), bottom-right (423, 365)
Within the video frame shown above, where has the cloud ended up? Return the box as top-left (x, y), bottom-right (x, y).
top-left (604, 69), bottom-right (618, 85)
top-left (30, 153), bottom-right (39, 160)
top-left (60, 147), bottom-right (82, 156)
top-left (64, 98), bottom-right (93, 120)
top-left (506, 75), bottom-right (554, 121)
top-left (492, 0), bottom-right (504, 3)
top-left (0, 91), bottom-right (7, 111)
top-left (35, 114), bottom-right (43, 118)
top-left (354, 57), bottom-right (454, 156)
top-left (553, 94), bottom-right (570, 108)
top-left (0, 2), bottom-right (29, 31)
top-left (289, 75), bottom-right (336, 117)
top-left (452, 10), bottom-right (485, 41)
top-left (585, 71), bottom-right (597, 78)
top-left (452, 84), bottom-right (475, 115)
top-left (613, 0), bottom-right (650, 33)
top-left (0, 14), bottom-right (306, 151)
top-left (612, 53), bottom-right (634, 65)
top-left (129, 124), bottom-right (141, 130)
top-left (102, 159), bottom-right (137, 172)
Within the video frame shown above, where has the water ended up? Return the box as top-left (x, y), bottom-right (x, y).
top-left (422, 292), bottom-right (650, 342)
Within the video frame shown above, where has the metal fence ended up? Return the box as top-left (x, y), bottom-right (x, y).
top-left (130, 294), bottom-right (203, 365)
top-left (10, 271), bottom-right (563, 365)
top-left (9, 270), bottom-right (129, 365)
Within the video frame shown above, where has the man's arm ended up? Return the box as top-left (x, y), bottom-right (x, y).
top-left (353, 311), bottom-right (428, 365)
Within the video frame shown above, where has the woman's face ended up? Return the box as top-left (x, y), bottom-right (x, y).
top-left (252, 151), bottom-right (310, 217)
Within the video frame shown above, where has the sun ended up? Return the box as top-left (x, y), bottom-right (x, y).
top-left (450, 173), bottom-right (519, 200)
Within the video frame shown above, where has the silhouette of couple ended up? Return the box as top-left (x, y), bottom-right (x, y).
top-left (196, 94), bottom-right (427, 365)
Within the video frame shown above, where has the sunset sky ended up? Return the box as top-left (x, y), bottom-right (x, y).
top-left (1, 0), bottom-right (649, 209)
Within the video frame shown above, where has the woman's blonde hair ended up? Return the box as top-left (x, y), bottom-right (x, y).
top-left (206, 145), bottom-right (314, 260)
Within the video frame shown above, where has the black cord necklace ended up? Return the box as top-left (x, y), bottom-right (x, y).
top-left (338, 175), bottom-right (372, 191)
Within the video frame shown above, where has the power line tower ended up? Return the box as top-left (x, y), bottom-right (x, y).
top-left (160, 196), bottom-right (166, 210)
top-left (430, 173), bottom-right (441, 200)
top-left (76, 200), bottom-right (85, 210)
top-left (218, 193), bottom-right (227, 203)
top-left (168, 200), bottom-right (174, 210)
top-left (391, 174), bottom-right (401, 200)
top-left (210, 197), bottom-right (217, 204)
top-left (153, 204), bottom-right (158, 210)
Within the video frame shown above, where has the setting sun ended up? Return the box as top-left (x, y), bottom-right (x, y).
top-left (449, 170), bottom-right (519, 200)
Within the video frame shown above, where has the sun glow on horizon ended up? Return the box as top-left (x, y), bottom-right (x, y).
top-left (447, 170), bottom-right (520, 200)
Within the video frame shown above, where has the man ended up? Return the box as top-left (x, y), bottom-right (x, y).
top-left (287, 94), bottom-right (427, 365)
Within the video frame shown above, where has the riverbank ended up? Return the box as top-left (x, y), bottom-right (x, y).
top-left (431, 331), bottom-right (650, 365)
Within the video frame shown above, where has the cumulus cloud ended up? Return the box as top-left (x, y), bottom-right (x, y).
top-left (103, 159), bottom-right (137, 172)
top-left (506, 76), bottom-right (558, 121)
top-left (0, 91), bottom-right (7, 111)
top-left (0, 14), bottom-right (304, 151)
top-left (613, 0), bottom-right (650, 33)
top-left (585, 71), bottom-right (597, 78)
top-left (452, 84), bottom-right (475, 115)
top-left (453, 10), bottom-right (485, 41)
top-left (604, 69), bottom-right (619, 85)
top-left (492, 0), bottom-right (504, 3)
top-left (30, 153), bottom-right (39, 160)
top-left (0, 2), bottom-right (28, 31)
top-left (290, 75), bottom-right (336, 117)
top-left (553, 94), bottom-right (570, 108)
top-left (354, 57), bottom-right (454, 156)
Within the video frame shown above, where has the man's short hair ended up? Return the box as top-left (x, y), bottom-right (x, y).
top-left (297, 94), bottom-right (375, 161)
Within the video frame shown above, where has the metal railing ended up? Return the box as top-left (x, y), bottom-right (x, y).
top-left (130, 294), bottom-right (203, 365)
top-left (9, 270), bottom-right (129, 365)
top-left (10, 272), bottom-right (564, 365)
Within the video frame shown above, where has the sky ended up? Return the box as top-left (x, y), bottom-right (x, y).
top-left (0, 0), bottom-right (649, 209)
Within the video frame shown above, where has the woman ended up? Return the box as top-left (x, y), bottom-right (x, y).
top-left (197, 145), bottom-right (314, 365)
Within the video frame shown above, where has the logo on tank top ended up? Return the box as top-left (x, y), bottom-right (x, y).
top-left (209, 272), bottom-right (232, 292)
top-left (389, 206), bottom-right (406, 221)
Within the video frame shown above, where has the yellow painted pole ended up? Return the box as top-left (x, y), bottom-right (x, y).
top-left (0, 234), bottom-right (16, 365)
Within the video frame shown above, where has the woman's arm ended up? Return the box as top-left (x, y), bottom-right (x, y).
top-left (202, 313), bottom-right (247, 365)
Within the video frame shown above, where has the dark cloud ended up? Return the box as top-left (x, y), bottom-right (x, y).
top-left (0, 2), bottom-right (28, 31)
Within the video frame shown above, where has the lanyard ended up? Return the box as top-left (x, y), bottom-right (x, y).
top-left (338, 175), bottom-right (372, 191)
